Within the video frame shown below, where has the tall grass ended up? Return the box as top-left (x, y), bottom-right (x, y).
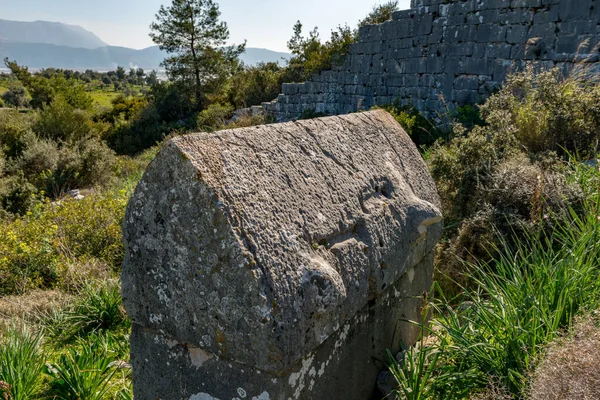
top-left (43, 281), bottom-right (130, 344)
top-left (0, 325), bottom-right (46, 400)
top-left (390, 162), bottom-right (600, 398)
top-left (46, 335), bottom-right (122, 400)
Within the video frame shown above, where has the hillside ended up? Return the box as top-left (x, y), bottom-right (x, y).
top-left (0, 19), bottom-right (107, 49)
top-left (0, 42), bottom-right (290, 69)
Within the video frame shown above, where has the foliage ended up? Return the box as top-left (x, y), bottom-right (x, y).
top-left (378, 103), bottom-right (445, 148)
top-left (46, 335), bottom-right (122, 400)
top-left (286, 21), bottom-right (356, 81)
top-left (33, 96), bottom-right (94, 143)
top-left (0, 325), bottom-right (46, 400)
top-left (391, 162), bottom-right (600, 398)
top-left (359, 1), bottom-right (399, 27)
top-left (4, 59), bottom-right (93, 110)
top-left (430, 67), bottom-right (597, 288)
top-left (1, 84), bottom-right (29, 109)
top-left (227, 62), bottom-right (285, 108)
top-left (0, 110), bottom-right (36, 158)
top-left (44, 281), bottom-right (130, 343)
top-left (150, 0), bottom-right (245, 109)
top-left (483, 66), bottom-right (600, 157)
top-left (0, 190), bottom-right (128, 295)
top-left (196, 103), bottom-right (234, 132)
top-left (0, 101), bottom-right (116, 210)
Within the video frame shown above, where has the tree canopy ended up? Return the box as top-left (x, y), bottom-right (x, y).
top-left (150, 0), bottom-right (245, 109)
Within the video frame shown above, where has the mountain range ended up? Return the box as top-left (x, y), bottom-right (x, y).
top-left (0, 19), bottom-right (291, 70)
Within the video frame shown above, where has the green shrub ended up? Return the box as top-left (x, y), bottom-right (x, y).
top-left (0, 189), bottom-right (128, 295)
top-left (196, 103), bottom-right (235, 132)
top-left (0, 325), bottom-right (46, 400)
top-left (106, 105), bottom-right (180, 155)
top-left (0, 110), bottom-right (36, 159)
top-left (379, 103), bottom-right (444, 148)
top-left (227, 62), bottom-right (286, 108)
top-left (391, 162), bottom-right (600, 399)
top-left (1, 84), bottom-right (29, 109)
top-left (0, 172), bottom-right (41, 217)
top-left (14, 135), bottom-right (59, 189)
top-left (482, 66), bottom-right (600, 157)
top-left (33, 96), bottom-right (92, 143)
top-left (75, 137), bottom-right (117, 188)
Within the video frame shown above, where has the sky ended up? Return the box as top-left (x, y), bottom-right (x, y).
top-left (0, 0), bottom-right (411, 52)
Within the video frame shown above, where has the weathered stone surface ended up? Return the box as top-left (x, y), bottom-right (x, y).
top-left (262, 0), bottom-right (600, 122)
top-left (122, 110), bottom-right (442, 400)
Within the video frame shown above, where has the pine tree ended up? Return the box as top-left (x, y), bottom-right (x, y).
top-left (150, 0), bottom-right (245, 109)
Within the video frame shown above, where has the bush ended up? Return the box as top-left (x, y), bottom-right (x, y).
top-left (482, 66), bottom-right (600, 158)
top-left (227, 62), bottom-right (286, 108)
top-left (379, 103), bottom-right (445, 148)
top-left (0, 172), bottom-right (41, 216)
top-left (196, 103), bottom-right (234, 132)
top-left (391, 163), bottom-right (600, 398)
top-left (428, 66), bottom-right (600, 288)
top-left (33, 96), bottom-right (92, 143)
top-left (0, 110), bottom-right (36, 159)
top-left (1, 84), bottom-right (29, 109)
top-left (106, 104), bottom-right (182, 155)
top-left (0, 190), bottom-right (128, 295)
top-left (14, 135), bottom-right (59, 189)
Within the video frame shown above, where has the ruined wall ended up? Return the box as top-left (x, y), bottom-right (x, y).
top-left (264, 0), bottom-right (600, 121)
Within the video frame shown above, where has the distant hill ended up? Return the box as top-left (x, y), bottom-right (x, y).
top-left (0, 43), bottom-right (290, 69)
top-left (0, 19), bottom-right (107, 49)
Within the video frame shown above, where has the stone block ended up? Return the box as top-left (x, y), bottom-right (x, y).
top-left (506, 24), bottom-right (529, 44)
top-left (533, 7), bottom-right (560, 23)
top-left (528, 22), bottom-right (557, 40)
top-left (511, 0), bottom-right (542, 7)
top-left (477, 24), bottom-right (508, 42)
top-left (477, 0), bottom-right (512, 9)
top-left (467, 9), bottom-right (501, 25)
top-left (454, 75), bottom-right (480, 90)
top-left (555, 35), bottom-right (581, 54)
top-left (122, 111), bottom-right (442, 399)
top-left (499, 9), bottom-right (534, 24)
top-left (559, 0), bottom-right (592, 20)
top-left (486, 43), bottom-right (514, 58)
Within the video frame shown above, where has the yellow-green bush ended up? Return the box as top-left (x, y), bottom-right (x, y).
top-left (0, 190), bottom-right (128, 295)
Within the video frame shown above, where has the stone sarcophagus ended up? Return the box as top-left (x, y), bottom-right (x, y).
top-left (121, 110), bottom-right (442, 400)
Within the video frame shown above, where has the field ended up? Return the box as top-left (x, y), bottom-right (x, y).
top-left (89, 90), bottom-right (123, 109)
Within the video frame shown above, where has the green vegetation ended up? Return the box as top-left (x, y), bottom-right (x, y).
top-left (1, 0), bottom-right (599, 398)
top-left (386, 66), bottom-right (600, 399)
top-left (390, 168), bottom-right (600, 398)
top-left (90, 91), bottom-right (126, 109)
top-left (150, 0), bottom-right (245, 110)
top-left (0, 325), bottom-right (46, 400)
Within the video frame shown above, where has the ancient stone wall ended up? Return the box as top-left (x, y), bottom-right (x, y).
top-left (264, 0), bottom-right (600, 121)
top-left (122, 110), bottom-right (442, 400)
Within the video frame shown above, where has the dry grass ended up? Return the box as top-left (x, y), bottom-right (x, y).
top-left (0, 289), bottom-right (73, 328)
top-left (529, 313), bottom-right (600, 400)
top-left (469, 378), bottom-right (512, 400)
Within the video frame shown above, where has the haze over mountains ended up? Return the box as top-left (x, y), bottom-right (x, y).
top-left (0, 19), bottom-right (291, 70)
